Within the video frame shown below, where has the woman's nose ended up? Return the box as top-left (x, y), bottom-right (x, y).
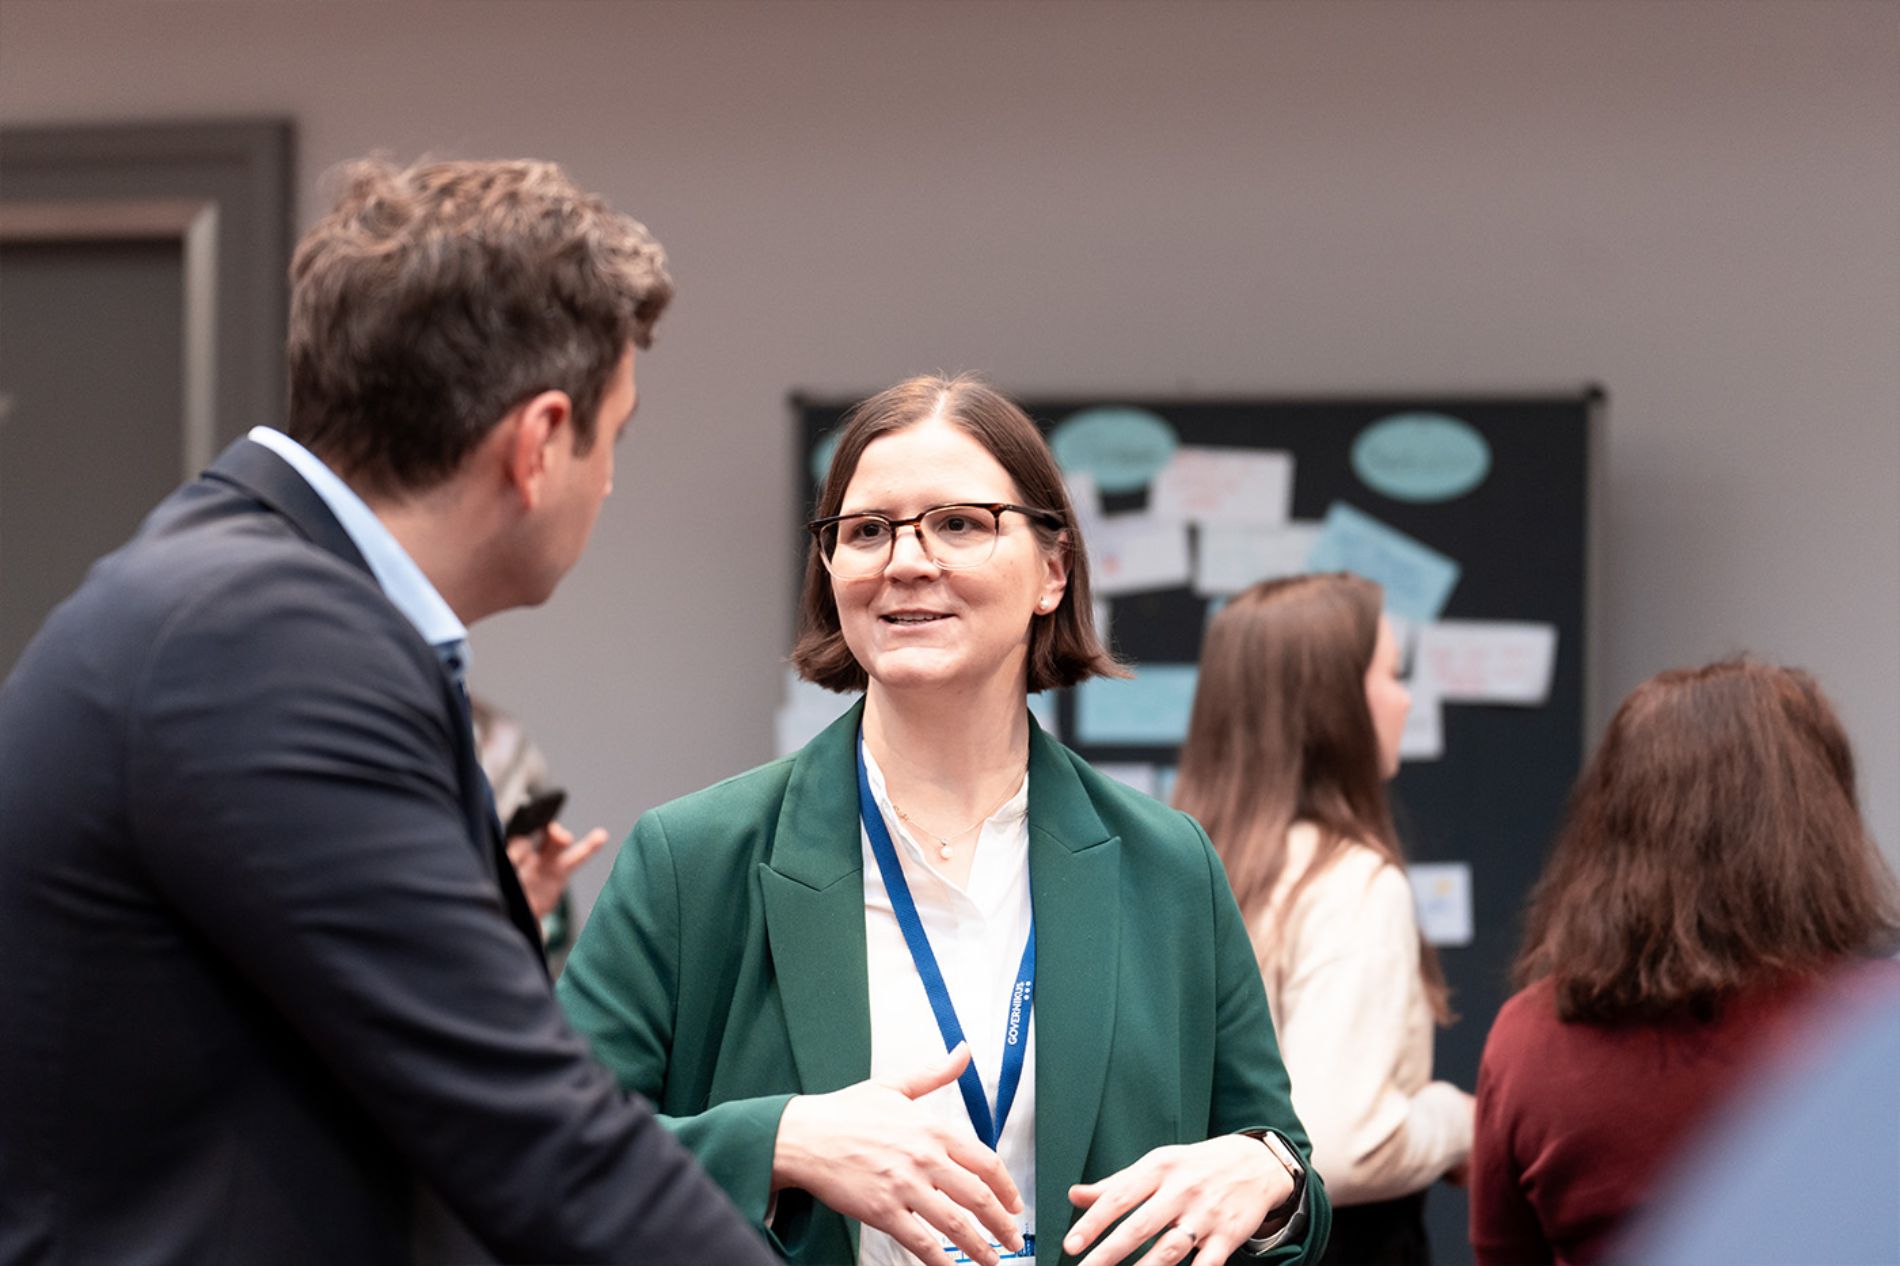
top-left (884, 523), bottom-right (940, 578)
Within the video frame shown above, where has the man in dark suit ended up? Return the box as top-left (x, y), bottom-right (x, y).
top-left (0, 158), bottom-right (775, 1265)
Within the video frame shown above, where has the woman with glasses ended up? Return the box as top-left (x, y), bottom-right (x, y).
top-left (560, 375), bottom-right (1330, 1266)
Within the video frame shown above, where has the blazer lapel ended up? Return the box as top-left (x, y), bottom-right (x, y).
top-left (206, 439), bottom-right (542, 952)
top-left (1026, 727), bottom-right (1121, 1264)
top-left (761, 701), bottom-right (873, 1098)
top-left (760, 707), bottom-right (1119, 1262)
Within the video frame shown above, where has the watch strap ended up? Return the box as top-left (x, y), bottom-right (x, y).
top-left (1238, 1128), bottom-right (1311, 1257)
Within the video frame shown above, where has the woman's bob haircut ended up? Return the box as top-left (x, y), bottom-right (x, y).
top-left (791, 373), bottom-right (1124, 694)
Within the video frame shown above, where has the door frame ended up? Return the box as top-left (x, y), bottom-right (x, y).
top-left (0, 118), bottom-right (294, 457)
top-left (1, 197), bottom-right (220, 475)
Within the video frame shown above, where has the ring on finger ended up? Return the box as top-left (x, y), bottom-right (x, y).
top-left (1170, 1224), bottom-right (1200, 1246)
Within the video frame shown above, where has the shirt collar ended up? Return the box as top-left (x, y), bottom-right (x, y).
top-left (247, 426), bottom-right (468, 657)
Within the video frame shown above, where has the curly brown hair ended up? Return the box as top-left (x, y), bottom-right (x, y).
top-left (1514, 657), bottom-right (1900, 1023)
top-left (285, 157), bottom-right (672, 495)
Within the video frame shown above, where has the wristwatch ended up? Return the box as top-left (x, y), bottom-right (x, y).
top-left (1254, 1129), bottom-right (1307, 1217)
top-left (1240, 1128), bottom-right (1309, 1253)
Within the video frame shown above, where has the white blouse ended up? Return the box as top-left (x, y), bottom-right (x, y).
top-left (1253, 823), bottom-right (1472, 1206)
top-left (858, 749), bottom-right (1037, 1266)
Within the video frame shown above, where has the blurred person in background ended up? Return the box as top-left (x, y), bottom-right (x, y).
top-left (472, 694), bottom-right (605, 974)
top-left (1469, 658), bottom-right (1900, 1266)
top-left (1174, 573), bottom-right (1473, 1266)
top-left (1617, 965), bottom-right (1900, 1266)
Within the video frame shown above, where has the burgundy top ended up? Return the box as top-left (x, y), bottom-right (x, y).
top-left (1468, 975), bottom-right (1816, 1266)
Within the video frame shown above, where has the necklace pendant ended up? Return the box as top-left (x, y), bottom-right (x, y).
top-left (938, 843), bottom-right (954, 860)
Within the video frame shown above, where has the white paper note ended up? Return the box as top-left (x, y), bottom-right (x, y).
top-left (1193, 521), bottom-right (1321, 596)
top-left (1388, 613), bottom-right (1419, 672)
top-left (1399, 674), bottom-right (1443, 762)
top-left (1086, 514), bottom-right (1192, 596)
top-left (1415, 621), bottom-right (1558, 706)
top-left (1408, 862), bottom-right (1473, 947)
top-left (1149, 447), bottom-right (1294, 526)
top-left (1064, 471), bottom-right (1104, 534)
top-left (1092, 598), bottom-right (1113, 652)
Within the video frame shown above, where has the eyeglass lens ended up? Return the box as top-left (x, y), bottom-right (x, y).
top-left (821, 505), bottom-right (1002, 577)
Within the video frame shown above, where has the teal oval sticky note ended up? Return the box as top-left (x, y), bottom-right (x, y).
top-left (809, 432), bottom-right (840, 487)
top-left (1351, 413), bottom-right (1491, 503)
top-left (1050, 407), bottom-right (1179, 494)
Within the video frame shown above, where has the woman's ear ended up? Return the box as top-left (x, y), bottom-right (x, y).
top-left (1038, 530), bottom-right (1072, 613)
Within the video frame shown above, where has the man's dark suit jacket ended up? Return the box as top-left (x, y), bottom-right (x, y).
top-left (0, 440), bottom-right (772, 1265)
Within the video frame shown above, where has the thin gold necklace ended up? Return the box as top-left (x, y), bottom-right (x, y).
top-left (889, 770), bottom-right (1026, 861)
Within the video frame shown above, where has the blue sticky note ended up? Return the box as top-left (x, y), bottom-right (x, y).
top-left (809, 432), bottom-right (839, 486)
top-left (1049, 407), bottom-right (1180, 493)
top-left (1305, 502), bottom-right (1461, 626)
top-left (1026, 691), bottom-right (1060, 740)
top-left (1351, 412), bottom-right (1491, 503)
top-left (1074, 664), bottom-right (1200, 745)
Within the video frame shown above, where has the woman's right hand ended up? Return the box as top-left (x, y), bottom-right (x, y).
top-left (772, 1042), bottom-right (1025, 1266)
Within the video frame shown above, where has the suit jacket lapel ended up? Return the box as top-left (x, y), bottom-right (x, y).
top-left (761, 700), bottom-right (873, 1099)
top-left (1026, 727), bottom-right (1121, 1264)
top-left (205, 439), bottom-right (541, 952)
top-left (457, 711), bottom-right (541, 952)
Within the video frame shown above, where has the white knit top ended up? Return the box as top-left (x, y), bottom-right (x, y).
top-left (1251, 823), bottom-right (1472, 1206)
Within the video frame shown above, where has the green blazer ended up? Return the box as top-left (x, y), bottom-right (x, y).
top-left (560, 703), bottom-right (1330, 1265)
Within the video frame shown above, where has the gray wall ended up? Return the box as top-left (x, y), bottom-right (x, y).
top-left (5, 0), bottom-right (1896, 929)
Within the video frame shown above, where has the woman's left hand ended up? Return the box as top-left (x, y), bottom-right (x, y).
top-left (1062, 1134), bottom-right (1292, 1266)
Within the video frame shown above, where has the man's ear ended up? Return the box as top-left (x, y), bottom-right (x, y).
top-left (502, 389), bottom-right (573, 510)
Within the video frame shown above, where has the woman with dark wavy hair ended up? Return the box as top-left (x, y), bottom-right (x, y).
top-left (1174, 573), bottom-right (1471, 1266)
top-left (1470, 658), bottom-right (1900, 1266)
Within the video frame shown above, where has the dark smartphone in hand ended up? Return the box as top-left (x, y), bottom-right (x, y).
top-left (503, 787), bottom-right (566, 841)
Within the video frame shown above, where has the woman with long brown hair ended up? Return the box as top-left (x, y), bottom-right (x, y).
top-left (1174, 573), bottom-right (1472, 1266)
top-left (1469, 658), bottom-right (1900, 1266)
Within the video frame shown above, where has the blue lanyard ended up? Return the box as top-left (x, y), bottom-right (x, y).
top-left (857, 733), bottom-right (1035, 1150)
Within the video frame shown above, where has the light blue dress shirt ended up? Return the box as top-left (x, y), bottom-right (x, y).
top-left (246, 427), bottom-right (469, 669)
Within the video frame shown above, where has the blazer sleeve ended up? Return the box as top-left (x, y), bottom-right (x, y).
top-left (125, 564), bottom-right (772, 1266)
top-left (1197, 820), bottom-right (1334, 1264)
top-left (559, 807), bottom-right (796, 1238)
